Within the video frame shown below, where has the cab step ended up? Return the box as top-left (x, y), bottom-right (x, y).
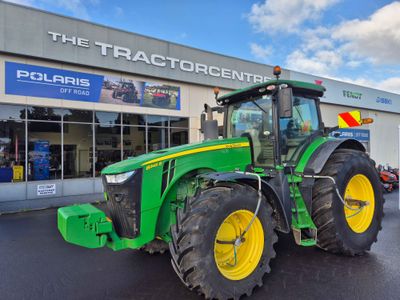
top-left (292, 226), bottom-right (317, 247)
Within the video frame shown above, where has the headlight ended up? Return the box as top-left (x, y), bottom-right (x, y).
top-left (105, 170), bottom-right (135, 184)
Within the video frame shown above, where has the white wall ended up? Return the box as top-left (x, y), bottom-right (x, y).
top-left (321, 103), bottom-right (399, 167)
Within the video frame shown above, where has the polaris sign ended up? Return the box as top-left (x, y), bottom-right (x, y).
top-left (5, 62), bottom-right (103, 102)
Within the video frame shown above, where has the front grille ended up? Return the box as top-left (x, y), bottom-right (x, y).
top-left (103, 169), bottom-right (142, 239)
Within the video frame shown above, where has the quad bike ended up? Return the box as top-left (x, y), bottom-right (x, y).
top-left (377, 164), bottom-right (396, 193)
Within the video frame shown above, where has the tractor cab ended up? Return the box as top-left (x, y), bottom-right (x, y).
top-left (225, 90), bottom-right (322, 168)
top-left (206, 66), bottom-right (326, 170)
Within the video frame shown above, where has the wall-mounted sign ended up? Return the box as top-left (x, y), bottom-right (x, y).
top-left (37, 183), bottom-right (56, 196)
top-left (5, 62), bottom-right (103, 102)
top-left (5, 62), bottom-right (181, 110)
top-left (330, 128), bottom-right (370, 141)
top-left (290, 71), bottom-right (400, 114)
top-left (342, 90), bottom-right (362, 100)
top-left (100, 76), bottom-right (180, 110)
top-left (46, 31), bottom-right (270, 85)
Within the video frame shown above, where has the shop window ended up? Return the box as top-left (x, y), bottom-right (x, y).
top-left (170, 128), bottom-right (189, 147)
top-left (170, 117), bottom-right (189, 128)
top-left (63, 123), bottom-right (93, 179)
top-left (147, 115), bottom-right (168, 127)
top-left (123, 113), bottom-right (145, 126)
top-left (0, 120), bottom-right (26, 183)
top-left (122, 126), bottom-right (146, 159)
top-left (0, 104), bottom-right (25, 120)
top-left (95, 111), bottom-right (121, 125)
top-left (63, 109), bottom-right (93, 123)
top-left (148, 127), bottom-right (168, 152)
top-left (28, 122), bottom-right (61, 181)
top-left (27, 106), bottom-right (63, 121)
top-left (95, 124), bottom-right (121, 176)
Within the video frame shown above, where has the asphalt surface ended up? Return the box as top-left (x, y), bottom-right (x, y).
top-left (1, 192), bottom-right (399, 300)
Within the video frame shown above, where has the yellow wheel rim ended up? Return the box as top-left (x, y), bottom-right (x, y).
top-left (214, 210), bottom-right (264, 281)
top-left (344, 174), bottom-right (375, 233)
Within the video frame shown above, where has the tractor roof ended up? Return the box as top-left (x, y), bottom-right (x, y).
top-left (216, 79), bottom-right (326, 105)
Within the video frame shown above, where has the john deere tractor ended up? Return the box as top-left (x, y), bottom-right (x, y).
top-left (58, 66), bottom-right (383, 299)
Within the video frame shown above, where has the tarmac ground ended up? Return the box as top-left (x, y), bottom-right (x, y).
top-left (1, 191), bottom-right (399, 300)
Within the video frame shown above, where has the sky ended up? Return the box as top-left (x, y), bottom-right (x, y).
top-left (7, 0), bottom-right (400, 94)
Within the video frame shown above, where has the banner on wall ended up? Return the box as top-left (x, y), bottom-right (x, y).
top-left (329, 128), bottom-right (370, 141)
top-left (5, 61), bottom-right (181, 110)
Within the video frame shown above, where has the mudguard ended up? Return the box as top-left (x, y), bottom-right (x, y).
top-left (198, 171), bottom-right (291, 233)
top-left (304, 138), bottom-right (365, 175)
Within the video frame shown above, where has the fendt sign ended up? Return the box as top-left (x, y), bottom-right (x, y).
top-left (47, 31), bottom-right (270, 85)
top-left (290, 71), bottom-right (400, 114)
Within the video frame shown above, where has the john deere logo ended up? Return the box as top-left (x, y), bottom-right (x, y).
top-left (343, 90), bottom-right (362, 100)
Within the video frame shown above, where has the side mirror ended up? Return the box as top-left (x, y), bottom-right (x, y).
top-left (200, 113), bottom-right (206, 132)
top-left (278, 87), bottom-right (293, 118)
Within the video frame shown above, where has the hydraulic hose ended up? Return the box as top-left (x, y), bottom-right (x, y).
top-left (302, 174), bottom-right (366, 213)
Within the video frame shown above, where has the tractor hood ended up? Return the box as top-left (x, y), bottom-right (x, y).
top-left (101, 137), bottom-right (249, 175)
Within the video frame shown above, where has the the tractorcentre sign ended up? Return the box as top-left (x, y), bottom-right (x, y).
top-left (47, 31), bottom-right (271, 85)
top-left (0, 2), bottom-right (285, 90)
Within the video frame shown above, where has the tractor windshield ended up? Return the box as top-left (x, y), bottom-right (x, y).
top-left (227, 96), bottom-right (275, 167)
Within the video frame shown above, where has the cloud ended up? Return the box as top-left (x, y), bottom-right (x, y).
top-left (332, 2), bottom-right (400, 65)
top-left (247, 1), bottom-right (400, 95)
top-left (53, 0), bottom-right (91, 20)
top-left (250, 43), bottom-right (272, 61)
top-left (286, 49), bottom-right (342, 76)
top-left (114, 6), bottom-right (123, 17)
top-left (248, 0), bottom-right (339, 34)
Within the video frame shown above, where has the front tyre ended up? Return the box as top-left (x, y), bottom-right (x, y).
top-left (169, 183), bottom-right (277, 300)
top-left (312, 149), bottom-right (384, 255)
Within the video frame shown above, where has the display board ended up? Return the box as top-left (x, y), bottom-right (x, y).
top-left (5, 61), bottom-right (181, 110)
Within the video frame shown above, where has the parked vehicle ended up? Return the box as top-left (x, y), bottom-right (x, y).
top-left (387, 166), bottom-right (399, 189)
top-left (377, 164), bottom-right (397, 193)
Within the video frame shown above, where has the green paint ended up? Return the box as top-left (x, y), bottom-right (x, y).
top-left (57, 79), bottom-right (335, 252)
top-left (58, 204), bottom-right (112, 249)
top-left (58, 137), bottom-right (252, 250)
top-left (295, 136), bottom-right (329, 173)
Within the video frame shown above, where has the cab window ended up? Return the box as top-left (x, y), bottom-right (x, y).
top-left (227, 96), bottom-right (275, 167)
top-left (280, 96), bottom-right (320, 164)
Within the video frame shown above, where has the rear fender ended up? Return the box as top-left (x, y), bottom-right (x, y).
top-left (304, 138), bottom-right (365, 175)
top-left (197, 172), bottom-right (291, 233)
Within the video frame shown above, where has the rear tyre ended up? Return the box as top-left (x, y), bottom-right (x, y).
top-left (140, 239), bottom-right (169, 254)
top-left (312, 149), bottom-right (384, 255)
top-left (169, 182), bottom-right (277, 300)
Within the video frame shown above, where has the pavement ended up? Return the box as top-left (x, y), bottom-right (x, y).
top-left (1, 191), bottom-right (399, 300)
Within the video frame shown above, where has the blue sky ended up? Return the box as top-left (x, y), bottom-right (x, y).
top-left (8, 0), bottom-right (400, 93)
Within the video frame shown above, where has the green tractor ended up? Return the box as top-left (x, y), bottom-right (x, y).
top-left (58, 66), bottom-right (383, 299)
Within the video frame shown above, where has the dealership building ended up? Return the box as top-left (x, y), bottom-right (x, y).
top-left (0, 2), bottom-right (399, 211)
